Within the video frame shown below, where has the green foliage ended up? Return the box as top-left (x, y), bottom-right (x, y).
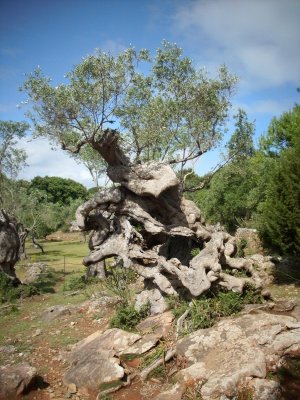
top-left (259, 133), bottom-right (300, 255)
top-left (30, 176), bottom-right (88, 205)
top-left (64, 274), bottom-right (99, 291)
top-left (242, 284), bottom-right (264, 304)
top-left (104, 261), bottom-right (138, 302)
top-left (0, 120), bottom-right (29, 179)
top-left (191, 248), bottom-right (200, 258)
top-left (148, 365), bottom-right (166, 380)
top-left (235, 387), bottom-right (254, 400)
top-left (1, 174), bottom-right (88, 238)
top-left (0, 271), bottom-right (39, 304)
top-left (169, 285), bottom-right (263, 334)
top-left (109, 301), bottom-right (149, 331)
top-left (259, 105), bottom-right (300, 156)
top-left (21, 41), bottom-right (238, 171)
top-left (236, 238), bottom-right (248, 257)
top-left (198, 160), bottom-right (259, 232)
top-left (140, 343), bottom-right (165, 368)
top-left (226, 108), bottom-right (255, 161)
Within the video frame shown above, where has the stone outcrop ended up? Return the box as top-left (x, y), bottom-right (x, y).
top-left (63, 312), bottom-right (174, 393)
top-left (0, 362), bottom-right (36, 397)
top-left (156, 311), bottom-right (300, 400)
top-left (61, 302), bottom-right (300, 400)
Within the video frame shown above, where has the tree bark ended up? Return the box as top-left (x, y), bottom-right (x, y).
top-left (0, 210), bottom-right (21, 284)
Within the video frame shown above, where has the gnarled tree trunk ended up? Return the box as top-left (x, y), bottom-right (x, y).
top-left (76, 129), bottom-right (263, 314)
top-left (0, 209), bottom-right (21, 284)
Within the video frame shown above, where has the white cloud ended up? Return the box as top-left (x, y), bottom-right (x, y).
top-left (0, 47), bottom-right (22, 57)
top-left (97, 39), bottom-right (128, 55)
top-left (172, 0), bottom-right (300, 90)
top-left (235, 98), bottom-right (295, 116)
top-left (16, 137), bottom-right (96, 189)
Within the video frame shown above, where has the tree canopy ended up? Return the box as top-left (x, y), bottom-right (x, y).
top-left (0, 120), bottom-right (29, 180)
top-left (30, 176), bottom-right (88, 205)
top-left (196, 100), bottom-right (300, 255)
top-left (20, 41), bottom-right (239, 175)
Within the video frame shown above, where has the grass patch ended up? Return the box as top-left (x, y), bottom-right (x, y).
top-left (168, 285), bottom-right (263, 334)
top-left (109, 301), bottom-right (149, 332)
top-left (99, 381), bottom-right (122, 392)
top-left (0, 271), bottom-right (39, 304)
top-left (20, 237), bottom-right (89, 274)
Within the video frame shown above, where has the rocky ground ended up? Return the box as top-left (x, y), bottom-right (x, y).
top-left (0, 250), bottom-right (300, 400)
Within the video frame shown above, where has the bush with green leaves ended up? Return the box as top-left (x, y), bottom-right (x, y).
top-left (168, 285), bottom-right (263, 334)
top-left (0, 271), bottom-right (40, 304)
top-left (64, 274), bottom-right (99, 291)
top-left (109, 301), bottom-right (149, 331)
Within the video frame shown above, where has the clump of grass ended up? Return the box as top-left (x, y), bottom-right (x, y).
top-left (109, 301), bottom-right (149, 332)
top-left (191, 248), bottom-right (200, 258)
top-left (99, 381), bottom-right (122, 392)
top-left (236, 238), bottom-right (248, 258)
top-left (64, 274), bottom-right (99, 291)
top-left (148, 364), bottom-right (166, 380)
top-left (0, 271), bottom-right (40, 304)
top-left (104, 260), bottom-right (138, 303)
top-left (168, 285), bottom-right (263, 334)
top-left (236, 386), bottom-right (254, 400)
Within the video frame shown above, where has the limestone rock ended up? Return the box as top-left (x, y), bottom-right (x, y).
top-left (0, 345), bottom-right (17, 354)
top-left (124, 311), bottom-right (175, 355)
top-left (64, 329), bottom-right (142, 391)
top-left (248, 378), bottom-right (282, 400)
top-left (0, 362), bottom-right (36, 396)
top-left (23, 262), bottom-right (48, 284)
top-left (173, 312), bottom-right (300, 400)
top-left (136, 311), bottom-right (174, 337)
top-left (64, 347), bottom-right (124, 391)
top-left (40, 305), bottom-right (72, 322)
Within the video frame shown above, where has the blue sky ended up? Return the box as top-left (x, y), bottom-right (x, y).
top-left (0, 0), bottom-right (299, 188)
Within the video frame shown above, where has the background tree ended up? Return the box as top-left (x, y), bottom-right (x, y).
top-left (71, 145), bottom-right (108, 189)
top-left (0, 120), bottom-right (28, 180)
top-left (258, 104), bottom-right (300, 255)
top-left (30, 176), bottom-right (88, 205)
top-left (0, 120), bottom-right (29, 277)
top-left (196, 110), bottom-right (257, 231)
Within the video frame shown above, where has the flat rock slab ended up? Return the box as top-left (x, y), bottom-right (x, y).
top-left (40, 305), bottom-right (72, 322)
top-left (0, 362), bottom-right (36, 396)
top-left (157, 312), bottom-right (300, 400)
top-left (136, 311), bottom-right (174, 336)
top-left (122, 311), bottom-right (175, 355)
top-left (64, 327), bottom-right (163, 391)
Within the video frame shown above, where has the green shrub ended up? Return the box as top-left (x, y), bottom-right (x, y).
top-left (242, 284), bottom-right (264, 304)
top-left (236, 238), bottom-right (248, 257)
top-left (0, 271), bottom-right (40, 304)
top-left (64, 274), bottom-right (98, 291)
top-left (109, 301), bottom-right (149, 331)
top-left (191, 248), bottom-right (200, 258)
top-left (169, 285), bottom-right (263, 334)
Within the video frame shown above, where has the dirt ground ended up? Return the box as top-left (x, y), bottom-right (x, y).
top-left (1, 232), bottom-right (299, 400)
